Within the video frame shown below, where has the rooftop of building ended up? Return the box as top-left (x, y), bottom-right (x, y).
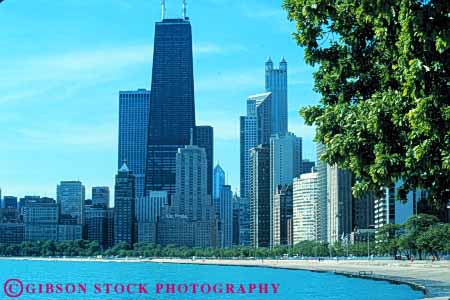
top-left (158, 18), bottom-right (190, 24)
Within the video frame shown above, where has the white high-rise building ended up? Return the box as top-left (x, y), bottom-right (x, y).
top-left (156, 139), bottom-right (217, 248)
top-left (327, 165), bottom-right (353, 243)
top-left (269, 132), bottom-right (302, 246)
top-left (174, 144), bottom-right (211, 222)
top-left (316, 143), bottom-right (328, 242)
top-left (293, 172), bottom-right (320, 243)
top-left (374, 181), bottom-right (426, 230)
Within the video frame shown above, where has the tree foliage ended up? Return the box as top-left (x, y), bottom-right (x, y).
top-left (283, 0), bottom-right (450, 218)
top-left (375, 224), bottom-right (401, 257)
top-left (416, 223), bottom-right (449, 256)
top-left (375, 213), bottom-right (450, 259)
top-left (0, 215), bottom-right (448, 259)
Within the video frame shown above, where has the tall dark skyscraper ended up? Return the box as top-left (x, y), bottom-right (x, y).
top-left (250, 144), bottom-right (271, 248)
top-left (114, 162), bottom-right (136, 246)
top-left (196, 125), bottom-right (214, 197)
top-left (145, 15), bottom-right (196, 198)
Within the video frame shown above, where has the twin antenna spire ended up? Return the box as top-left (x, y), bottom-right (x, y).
top-left (161, 0), bottom-right (188, 20)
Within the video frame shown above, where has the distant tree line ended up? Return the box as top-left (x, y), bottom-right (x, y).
top-left (0, 215), bottom-right (448, 260)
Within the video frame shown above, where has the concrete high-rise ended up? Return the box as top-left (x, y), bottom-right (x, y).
top-left (173, 143), bottom-right (210, 221)
top-left (273, 185), bottom-right (293, 246)
top-left (23, 198), bottom-right (59, 224)
top-left (92, 187), bottom-right (110, 207)
top-left (293, 172), bottom-right (320, 243)
top-left (136, 191), bottom-right (168, 243)
top-left (240, 115), bottom-right (256, 200)
top-left (114, 162), bottom-right (136, 246)
top-left (195, 126), bottom-right (214, 197)
top-left (0, 224), bottom-right (24, 244)
top-left (84, 204), bottom-right (108, 248)
top-left (118, 89), bottom-right (151, 198)
top-left (0, 207), bottom-right (18, 223)
top-left (23, 197), bottom-right (82, 242)
top-left (316, 143), bottom-right (328, 241)
top-left (136, 191), bottom-right (168, 223)
top-left (374, 181), bottom-right (426, 229)
top-left (250, 144), bottom-right (271, 248)
top-left (265, 57), bottom-right (287, 136)
top-left (269, 132), bottom-right (302, 245)
top-left (159, 141), bottom-right (216, 247)
top-left (145, 16), bottom-right (196, 199)
top-left (57, 181), bottom-right (85, 225)
top-left (327, 165), bottom-right (353, 243)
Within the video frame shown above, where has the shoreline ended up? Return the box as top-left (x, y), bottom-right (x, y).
top-left (0, 256), bottom-right (449, 299)
top-left (150, 258), bottom-right (450, 300)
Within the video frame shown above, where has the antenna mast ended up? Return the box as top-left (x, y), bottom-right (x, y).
top-left (161, 0), bottom-right (166, 20)
top-left (182, 0), bottom-right (187, 19)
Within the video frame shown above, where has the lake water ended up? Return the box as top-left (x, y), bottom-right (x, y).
top-left (0, 259), bottom-right (423, 300)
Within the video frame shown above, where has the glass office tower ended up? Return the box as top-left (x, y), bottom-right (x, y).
top-left (145, 17), bottom-right (196, 199)
top-left (118, 89), bottom-right (151, 198)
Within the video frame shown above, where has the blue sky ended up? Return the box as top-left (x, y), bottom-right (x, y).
top-left (0, 0), bottom-right (319, 200)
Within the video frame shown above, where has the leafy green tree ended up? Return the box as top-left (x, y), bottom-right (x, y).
top-left (375, 224), bottom-right (401, 257)
top-left (42, 240), bottom-right (56, 256)
top-left (446, 224), bottom-right (450, 253)
top-left (283, 0), bottom-right (450, 220)
top-left (401, 214), bottom-right (439, 259)
top-left (417, 223), bottom-right (449, 259)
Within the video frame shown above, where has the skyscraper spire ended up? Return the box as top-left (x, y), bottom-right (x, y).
top-left (182, 0), bottom-right (187, 19)
top-left (161, 0), bottom-right (166, 20)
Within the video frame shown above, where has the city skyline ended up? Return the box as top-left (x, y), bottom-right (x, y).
top-left (0, 1), bottom-right (319, 199)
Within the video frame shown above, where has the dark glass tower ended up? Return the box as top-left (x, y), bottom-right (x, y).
top-left (114, 163), bottom-right (136, 246)
top-left (145, 17), bottom-right (196, 198)
top-left (196, 125), bottom-right (214, 197)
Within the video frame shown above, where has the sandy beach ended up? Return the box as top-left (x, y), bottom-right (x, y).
top-left (151, 258), bottom-right (450, 300)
